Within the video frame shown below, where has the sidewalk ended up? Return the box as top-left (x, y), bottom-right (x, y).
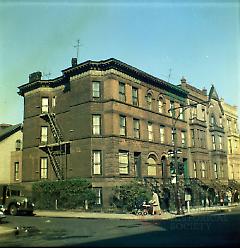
top-left (0, 204), bottom-right (238, 239)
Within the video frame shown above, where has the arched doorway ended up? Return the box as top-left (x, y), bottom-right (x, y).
top-left (161, 155), bottom-right (168, 179)
top-left (161, 187), bottom-right (171, 212)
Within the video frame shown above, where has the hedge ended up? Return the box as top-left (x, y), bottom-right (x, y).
top-left (32, 178), bottom-right (96, 210)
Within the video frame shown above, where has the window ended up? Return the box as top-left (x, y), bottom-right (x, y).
top-left (92, 151), bottom-right (102, 175)
top-left (228, 139), bottom-right (232, 154)
top-left (169, 101), bottom-right (174, 117)
top-left (191, 107), bottom-right (197, 119)
top-left (191, 129), bottom-right (195, 147)
top-left (147, 156), bottom-right (157, 176)
top-left (148, 122), bottom-right (153, 141)
top-left (92, 115), bottom-right (101, 135)
top-left (146, 93), bottom-right (152, 110)
top-left (119, 151), bottom-right (129, 174)
top-left (202, 108), bottom-right (205, 121)
top-left (15, 139), bottom-right (21, 151)
top-left (133, 119), bottom-right (140, 139)
top-left (93, 187), bottom-right (102, 205)
top-left (234, 120), bottom-right (238, 132)
top-left (201, 162), bottom-right (206, 178)
top-left (132, 87), bottom-right (138, 106)
top-left (14, 162), bottom-right (19, 181)
top-left (227, 119), bottom-right (231, 131)
top-left (41, 97), bottom-right (49, 113)
top-left (40, 158), bottom-right (48, 179)
top-left (214, 163), bottom-right (218, 179)
top-left (212, 135), bottom-right (216, 150)
top-left (120, 116), bottom-right (126, 136)
top-left (52, 96), bottom-right (56, 108)
top-left (41, 126), bottom-right (48, 143)
top-left (210, 115), bottom-right (216, 125)
top-left (193, 162), bottom-right (197, 178)
top-left (158, 98), bottom-right (164, 113)
top-left (160, 125), bottom-right (165, 143)
top-left (219, 136), bottom-right (223, 150)
top-left (220, 164), bottom-right (224, 178)
top-left (181, 131), bottom-right (186, 147)
top-left (179, 105), bottom-right (184, 120)
top-left (219, 116), bottom-right (223, 127)
top-left (119, 82), bottom-right (126, 102)
top-left (92, 81), bottom-right (100, 99)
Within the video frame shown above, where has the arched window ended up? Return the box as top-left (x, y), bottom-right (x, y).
top-left (161, 156), bottom-right (167, 178)
top-left (15, 139), bottom-right (21, 151)
top-left (158, 97), bottom-right (165, 114)
top-left (147, 154), bottom-right (157, 176)
top-left (146, 92), bottom-right (153, 110)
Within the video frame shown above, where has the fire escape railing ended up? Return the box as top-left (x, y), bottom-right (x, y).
top-left (40, 112), bottom-right (65, 180)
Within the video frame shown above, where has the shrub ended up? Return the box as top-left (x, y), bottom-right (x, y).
top-left (112, 180), bottom-right (152, 212)
top-left (32, 178), bottom-right (96, 210)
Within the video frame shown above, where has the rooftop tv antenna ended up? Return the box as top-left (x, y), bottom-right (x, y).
top-left (74, 39), bottom-right (82, 60)
top-left (167, 68), bottom-right (172, 83)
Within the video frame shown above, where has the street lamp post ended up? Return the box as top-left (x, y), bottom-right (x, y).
top-left (168, 90), bottom-right (213, 215)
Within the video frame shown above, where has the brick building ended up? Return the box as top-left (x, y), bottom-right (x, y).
top-left (18, 58), bottom-right (240, 207)
top-left (18, 58), bottom-right (190, 207)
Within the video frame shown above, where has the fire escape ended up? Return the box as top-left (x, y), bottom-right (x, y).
top-left (39, 111), bottom-right (69, 180)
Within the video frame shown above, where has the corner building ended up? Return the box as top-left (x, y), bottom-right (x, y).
top-left (18, 58), bottom-right (188, 207)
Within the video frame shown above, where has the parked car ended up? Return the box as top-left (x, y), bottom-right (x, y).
top-left (0, 204), bottom-right (6, 223)
top-left (0, 185), bottom-right (34, 216)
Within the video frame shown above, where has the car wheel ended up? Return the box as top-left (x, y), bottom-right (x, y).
top-left (9, 205), bottom-right (18, 216)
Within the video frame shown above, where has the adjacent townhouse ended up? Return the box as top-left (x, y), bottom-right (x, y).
top-left (0, 123), bottom-right (23, 184)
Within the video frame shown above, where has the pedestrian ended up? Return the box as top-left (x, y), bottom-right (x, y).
top-left (149, 191), bottom-right (161, 215)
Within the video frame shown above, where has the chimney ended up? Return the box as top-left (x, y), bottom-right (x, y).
top-left (71, 58), bottom-right (77, 67)
top-left (180, 76), bottom-right (187, 86)
top-left (202, 87), bottom-right (207, 96)
top-left (29, 71), bottom-right (42, 83)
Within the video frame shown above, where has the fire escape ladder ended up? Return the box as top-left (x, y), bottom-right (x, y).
top-left (47, 147), bottom-right (64, 180)
top-left (47, 113), bottom-right (64, 143)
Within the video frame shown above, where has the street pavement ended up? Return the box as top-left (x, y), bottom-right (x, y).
top-left (0, 204), bottom-right (237, 239)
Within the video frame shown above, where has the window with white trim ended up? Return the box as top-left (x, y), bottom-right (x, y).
top-left (119, 82), bottom-right (126, 102)
top-left (120, 116), bottom-right (126, 136)
top-left (148, 122), bottom-right (153, 141)
top-left (40, 158), bottom-right (48, 179)
top-left (41, 97), bottom-right (49, 113)
top-left (132, 87), bottom-right (138, 106)
top-left (92, 115), bottom-right (101, 135)
top-left (160, 125), bottom-right (165, 143)
top-left (93, 187), bottom-right (102, 205)
top-left (92, 81), bottom-right (100, 99)
top-left (201, 162), bottom-right (206, 178)
top-left (119, 151), bottom-right (129, 174)
top-left (146, 93), bottom-right (153, 110)
top-left (133, 119), bottom-right (140, 139)
top-left (214, 163), bottom-right (218, 179)
top-left (212, 135), bottom-right (216, 150)
top-left (14, 162), bottom-right (20, 181)
top-left (41, 126), bottom-right (48, 143)
top-left (193, 162), bottom-right (197, 178)
top-left (92, 150), bottom-right (102, 175)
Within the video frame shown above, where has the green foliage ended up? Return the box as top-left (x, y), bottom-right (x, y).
top-left (32, 178), bottom-right (96, 210)
top-left (111, 180), bottom-right (152, 211)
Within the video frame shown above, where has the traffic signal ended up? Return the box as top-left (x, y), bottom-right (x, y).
top-left (170, 162), bottom-right (175, 174)
top-left (178, 162), bottom-right (184, 175)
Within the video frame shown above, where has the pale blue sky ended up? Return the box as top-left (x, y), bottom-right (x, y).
top-left (0, 0), bottom-right (239, 125)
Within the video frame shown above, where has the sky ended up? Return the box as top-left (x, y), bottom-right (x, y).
top-left (0, 0), bottom-right (239, 126)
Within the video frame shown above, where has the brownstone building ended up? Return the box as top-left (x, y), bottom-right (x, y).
top-left (18, 58), bottom-right (189, 207)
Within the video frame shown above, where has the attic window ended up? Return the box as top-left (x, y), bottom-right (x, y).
top-left (15, 139), bottom-right (21, 151)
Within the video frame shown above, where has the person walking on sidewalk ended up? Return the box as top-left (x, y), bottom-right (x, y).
top-left (149, 192), bottom-right (161, 215)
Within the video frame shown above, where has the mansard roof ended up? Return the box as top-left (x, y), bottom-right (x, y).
top-left (18, 58), bottom-right (187, 99)
top-left (0, 123), bottom-right (22, 142)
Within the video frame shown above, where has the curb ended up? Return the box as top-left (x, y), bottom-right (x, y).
top-left (0, 227), bottom-right (17, 239)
